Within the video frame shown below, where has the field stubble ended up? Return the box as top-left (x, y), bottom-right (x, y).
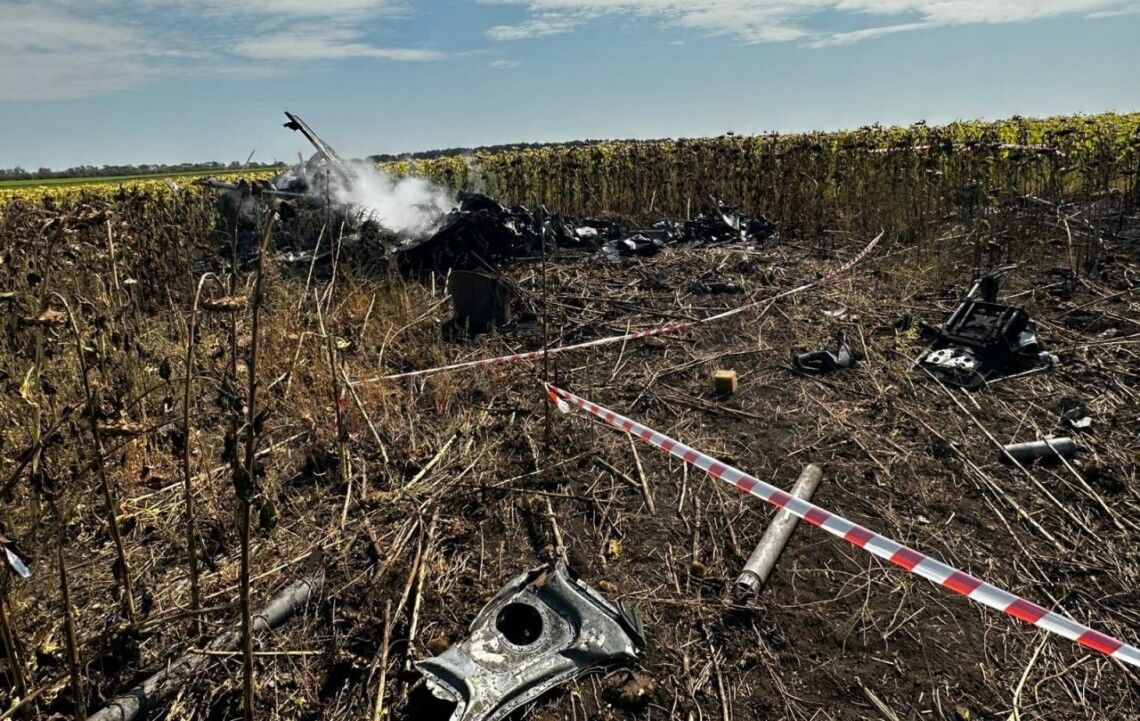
top-left (0, 118), bottom-right (1139, 721)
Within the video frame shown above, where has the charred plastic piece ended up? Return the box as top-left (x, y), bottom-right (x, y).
top-left (416, 561), bottom-right (645, 721)
top-left (916, 273), bottom-right (1046, 388)
top-left (1001, 437), bottom-right (1078, 465)
top-left (791, 337), bottom-right (856, 373)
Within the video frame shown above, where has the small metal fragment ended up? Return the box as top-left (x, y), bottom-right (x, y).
top-left (2, 546), bottom-right (30, 579)
top-left (416, 560), bottom-right (644, 721)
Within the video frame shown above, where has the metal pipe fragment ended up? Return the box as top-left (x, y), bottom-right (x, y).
top-left (736, 464), bottom-right (823, 595)
top-left (1001, 437), bottom-right (1077, 465)
top-left (89, 574), bottom-right (321, 721)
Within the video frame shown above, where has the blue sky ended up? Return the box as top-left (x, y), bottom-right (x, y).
top-left (0, 0), bottom-right (1137, 169)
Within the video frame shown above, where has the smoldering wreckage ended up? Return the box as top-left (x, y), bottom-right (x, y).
top-left (49, 112), bottom-right (1094, 720)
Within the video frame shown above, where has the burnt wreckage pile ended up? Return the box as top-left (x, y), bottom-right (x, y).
top-left (202, 112), bottom-right (775, 273)
top-left (409, 191), bottom-right (774, 270)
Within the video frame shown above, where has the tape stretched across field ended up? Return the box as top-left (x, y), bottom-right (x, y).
top-left (545, 383), bottom-right (1140, 668)
top-left (355, 231), bottom-right (883, 384)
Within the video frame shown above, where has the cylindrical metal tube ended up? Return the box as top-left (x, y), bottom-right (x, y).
top-left (1001, 437), bottom-right (1077, 465)
top-left (736, 464), bottom-right (823, 595)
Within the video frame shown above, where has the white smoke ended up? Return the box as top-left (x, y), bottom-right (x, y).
top-left (328, 161), bottom-right (455, 238)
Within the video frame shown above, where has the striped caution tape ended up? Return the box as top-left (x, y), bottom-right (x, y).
top-left (354, 231), bottom-right (883, 384)
top-left (545, 383), bottom-right (1140, 668)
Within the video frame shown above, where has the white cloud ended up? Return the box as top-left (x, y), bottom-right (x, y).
top-left (489, 58), bottom-right (522, 67)
top-left (486, 15), bottom-right (581, 40)
top-left (234, 28), bottom-right (447, 61)
top-left (482, 0), bottom-right (1135, 45)
top-left (0, 0), bottom-right (445, 102)
top-left (147, 0), bottom-right (403, 18)
top-left (0, 4), bottom-right (165, 101)
top-left (809, 20), bottom-right (931, 47)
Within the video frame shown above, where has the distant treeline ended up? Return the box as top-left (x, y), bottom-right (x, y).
top-left (0, 161), bottom-right (286, 181)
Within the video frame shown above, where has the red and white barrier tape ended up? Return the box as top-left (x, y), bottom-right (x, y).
top-left (545, 383), bottom-right (1140, 668)
top-left (354, 231), bottom-right (883, 384)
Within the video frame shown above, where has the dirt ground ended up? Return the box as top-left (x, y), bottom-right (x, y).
top-left (1, 194), bottom-right (1138, 721)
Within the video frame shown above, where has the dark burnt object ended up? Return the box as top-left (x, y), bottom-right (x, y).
top-left (916, 271), bottom-right (1049, 388)
top-left (791, 336), bottom-right (856, 374)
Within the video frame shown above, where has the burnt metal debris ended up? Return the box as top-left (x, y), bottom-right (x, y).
top-left (1060, 397), bottom-right (1092, 430)
top-left (397, 194), bottom-right (773, 270)
top-left (201, 114), bottom-right (775, 273)
top-left (791, 336), bottom-right (856, 374)
top-left (416, 560), bottom-right (645, 721)
top-left (400, 191), bottom-right (545, 271)
top-left (202, 112), bottom-right (374, 264)
top-left (915, 271), bottom-right (1052, 388)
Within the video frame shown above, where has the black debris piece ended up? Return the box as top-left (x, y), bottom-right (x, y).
top-left (1060, 397), bottom-right (1093, 430)
top-left (791, 336), bottom-right (856, 373)
top-left (600, 235), bottom-right (666, 263)
top-left (400, 192), bottom-right (541, 271)
top-left (681, 198), bottom-right (775, 246)
top-left (915, 271), bottom-right (1050, 388)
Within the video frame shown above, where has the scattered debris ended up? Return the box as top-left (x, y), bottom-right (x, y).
top-left (416, 560), bottom-right (644, 721)
top-left (736, 464), bottom-right (822, 595)
top-left (203, 117), bottom-right (776, 275)
top-left (916, 272), bottom-right (1051, 388)
top-left (1060, 397), bottom-right (1092, 430)
top-left (713, 369), bottom-right (739, 395)
top-left (680, 197), bottom-right (775, 246)
top-left (1001, 437), bottom-right (1078, 465)
top-left (791, 336), bottom-right (856, 373)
